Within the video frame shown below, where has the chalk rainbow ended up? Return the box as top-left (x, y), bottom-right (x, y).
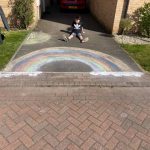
top-left (5, 47), bottom-right (132, 72)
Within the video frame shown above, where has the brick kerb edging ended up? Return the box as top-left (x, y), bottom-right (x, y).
top-left (0, 72), bottom-right (150, 87)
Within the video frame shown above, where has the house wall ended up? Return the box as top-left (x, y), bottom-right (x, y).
top-left (0, 0), bottom-right (48, 28)
top-left (0, 0), bottom-right (10, 17)
top-left (127, 0), bottom-right (150, 14)
top-left (111, 0), bottom-right (124, 33)
top-left (0, 0), bottom-right (11, 27)
top-left (1, 0), bottom-right (150, 33)
top-left (89, 0), bottom-right (150, 34)
top-left (89, 0), bottom-right (118, 33)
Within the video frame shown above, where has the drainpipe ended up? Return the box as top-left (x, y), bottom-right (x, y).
top-left (118, 0), bottom-right (130, 34)
top-left (123, 0), bottom-right (130, 18)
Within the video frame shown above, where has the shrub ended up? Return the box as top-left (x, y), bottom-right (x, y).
top-left (132, 3), bottom-right (150, 38)
top-left (120, 18), bottom-right (132, 35)
top-left (9, 0), bottom-right (34, 29)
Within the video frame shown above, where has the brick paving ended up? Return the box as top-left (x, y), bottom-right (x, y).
top-left (0, 73), bottom-right (150, 150)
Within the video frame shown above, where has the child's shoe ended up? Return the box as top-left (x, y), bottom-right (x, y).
top-left (81, 37), bottom-right (89, 43)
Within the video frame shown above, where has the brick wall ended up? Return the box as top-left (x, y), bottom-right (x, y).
top-left (0, 0), bottom-right (51, 28)
top-left (127, 0), bottom-right (150, 14)
top-left (89, 0), bottom-right (118, 33)
top-left (1, 0), bottom-right (150, 32)
top-left (90, 0), bottom-right (150, 34)
top-left (0, 0), bottom-right (11, 27)
top-left (0, 0), bottom-right (10, 17)
top-left (112, 0), bottom-right (124, 33)
top-left (0, 0), bottom-right (39, 28)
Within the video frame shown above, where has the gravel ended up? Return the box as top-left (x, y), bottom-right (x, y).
top-left (114, 35), bottom-right (150, 44)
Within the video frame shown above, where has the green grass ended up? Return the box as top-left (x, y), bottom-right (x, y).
top-left (0, 30), bottom-right (29, 70)
top-left (122, 44), bottom-right (150, 72)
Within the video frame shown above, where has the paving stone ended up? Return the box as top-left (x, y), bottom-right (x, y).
top-left (0, 135), bottom-right (9, 149)
top-left (81, 138), bottom-right (96, 150)
top-left (105, 137), bottom-right (119, 150)
top-left (56, 139), bottom-right (71, 150)
top-left (16, 144), bottom-right (28, 150)
top-left (30, 139), bottom-right (47, 150)
top-left (129, 136), bottom-right (141, 150)
top-left (140, 141), bottom-right (150, 150)
top-left (0, 125), bottom-right (12, 137)
top-left (45, 133), bottom-right (59, 147)
top-left (142, 117), bottom-right (150, 130)
top-left (19, 134), bottom-right (34, 148)
top-left (32, 129), bottom-right (48, 142)
top-left (0, 73), bottom-right (150, 150)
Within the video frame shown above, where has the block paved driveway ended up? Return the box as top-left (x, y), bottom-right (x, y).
top-left (0, 73), bottom-right (150, 150)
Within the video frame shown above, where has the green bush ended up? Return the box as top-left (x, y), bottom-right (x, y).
top-left (120, 18), bottom-right (132, 35)
top-left (9, 0), bottom-right (34, 29)
top-left (132, 3), bottom-right (150, 38)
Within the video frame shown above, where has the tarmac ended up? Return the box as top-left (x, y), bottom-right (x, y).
top-left (4, 8), bottom-right (141, 72)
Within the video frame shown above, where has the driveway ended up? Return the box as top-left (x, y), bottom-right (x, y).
top-left (4, 8), bottom-right (141, 72)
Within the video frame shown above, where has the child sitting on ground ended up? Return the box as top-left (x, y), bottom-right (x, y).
top-left (63, 16), bottom-right (89, 43)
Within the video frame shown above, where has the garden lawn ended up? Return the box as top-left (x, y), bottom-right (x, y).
top-left (122, 44), bottom-right (150, 72)
top-left (0, 30), bottom-right (29, 70)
